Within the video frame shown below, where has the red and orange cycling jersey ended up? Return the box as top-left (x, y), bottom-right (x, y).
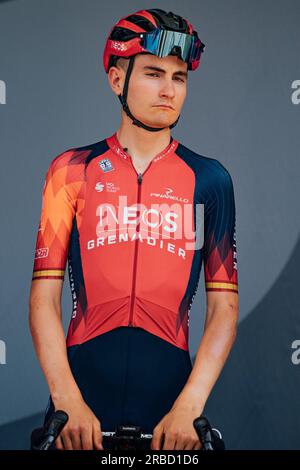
top-left (32, 132), bottom-right (238, 351)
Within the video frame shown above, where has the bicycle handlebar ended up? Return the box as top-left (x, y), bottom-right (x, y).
top-left (30, 410), bottom-right (68, 450)
top-left (30, 411), bottom-right (225, 451)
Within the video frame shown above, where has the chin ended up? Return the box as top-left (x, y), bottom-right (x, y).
top-left (140, 116), bottom-right (176, 128)
top-left (143, 122), bottom-right (173, 129)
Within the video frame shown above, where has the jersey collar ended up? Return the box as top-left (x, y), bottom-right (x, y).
top-left (106, 132), bottom-right (179, 164)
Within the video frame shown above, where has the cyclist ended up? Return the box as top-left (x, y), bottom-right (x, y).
top-left (29, 8), bottom-right (238, 451)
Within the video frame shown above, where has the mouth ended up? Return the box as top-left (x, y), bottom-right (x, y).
top-left (153, 105), bottom-right (174, 110)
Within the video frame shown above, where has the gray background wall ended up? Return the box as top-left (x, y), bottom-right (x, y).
top-left (0, 0), bottom-right (299, 449)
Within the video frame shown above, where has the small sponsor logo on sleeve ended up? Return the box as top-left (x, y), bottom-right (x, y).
top-left (35, 247), bottom-right (49, 259)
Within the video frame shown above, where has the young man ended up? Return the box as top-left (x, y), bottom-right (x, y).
top-left (29, 8), bottom-right (238, 451)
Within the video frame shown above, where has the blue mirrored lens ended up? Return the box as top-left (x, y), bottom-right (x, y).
top-left (141, 29), bottom-right (202, 64)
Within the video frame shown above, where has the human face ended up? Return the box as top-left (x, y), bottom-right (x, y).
top-left (123, 53), bottom-right (188, 129)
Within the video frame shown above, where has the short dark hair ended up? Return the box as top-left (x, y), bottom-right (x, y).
top-left (115, 57), bottom-right (130, 72)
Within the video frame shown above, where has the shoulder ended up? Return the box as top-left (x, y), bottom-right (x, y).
top-left (46, 138), bottom-right (109, 177)
top-left (175, 141), bottom-right (234, 189)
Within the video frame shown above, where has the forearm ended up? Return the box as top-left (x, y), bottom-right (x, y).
top-left (172, 306), bottom-right (238, 412)
top-left (29, 297), bottom-right (82, 405)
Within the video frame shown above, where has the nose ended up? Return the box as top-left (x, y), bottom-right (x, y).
top-left (159, 77), bottom-right (176, 99)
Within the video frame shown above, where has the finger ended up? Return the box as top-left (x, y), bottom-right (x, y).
top-left (61, 432), bottom-right (74, 450)
top-left (182, 440), bottom-right (195, 450)
top-left (81, 427), bottom-right (93, 450)
top-left (175, 438), bottom-right (188, 450)
top-left (193, 440), bottom-right (203, 450)
top-left (70, 429), bottom-right (82, 450)
top-left (93, 423), bottom-right (103, 450)
top-left (151, 430), bottom-right (163, 450)
top-left (55, 436), bottom-right (64, 450)
top-left (163, 434), bottom-right (176, 450)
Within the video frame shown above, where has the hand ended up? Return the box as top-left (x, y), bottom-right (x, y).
top-left (151, 405), bottom-right (203, 450)
top-left (52, 395), bottom-right (103, 450)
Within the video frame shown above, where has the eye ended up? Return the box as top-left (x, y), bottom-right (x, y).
top-left (174, 76), bottom-right (185, 82)
top-left (145, 73), bottom-right (185, 82)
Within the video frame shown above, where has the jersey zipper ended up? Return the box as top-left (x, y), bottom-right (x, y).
top-left (128, 160), bottom-right (152, 327)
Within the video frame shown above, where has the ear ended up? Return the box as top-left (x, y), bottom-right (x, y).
top-left (107, 66), bottom-right (125, 97)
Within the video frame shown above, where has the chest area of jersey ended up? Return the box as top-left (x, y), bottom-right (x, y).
top-left (79, 153), bottom-right (198, 256)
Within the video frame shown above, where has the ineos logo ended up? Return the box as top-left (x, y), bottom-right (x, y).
top-left (96, 205), bottom-right (178, 234)
top-left (111, 41), bottom-right (127, 52)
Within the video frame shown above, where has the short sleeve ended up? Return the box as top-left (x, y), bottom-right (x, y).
top-left (32, 154), bottom-right (76, 281)
top-left (203, 165), bottom-right (238, 293)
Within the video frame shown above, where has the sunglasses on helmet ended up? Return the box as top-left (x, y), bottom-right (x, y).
top-left (139, 28), bottom-right (205, 66)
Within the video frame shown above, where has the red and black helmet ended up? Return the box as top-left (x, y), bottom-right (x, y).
top-left (103, 8), bottom-right (205, 73)
top-left (103, 9), bottom-right (205, 132)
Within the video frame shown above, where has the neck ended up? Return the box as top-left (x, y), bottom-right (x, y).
top-left (116, 116), bottom-right (171, 161)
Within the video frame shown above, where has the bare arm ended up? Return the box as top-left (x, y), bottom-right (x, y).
top-left (29, 279), bottom-right (82, 403)
top-left (172, 290), bottom-right (239, 412)
top-left (151, 290), bottom-right (238, 451)
top-left (151, 291), bottom-right (238, 451)
top-left (29, 279), bottom-right (103, 450)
